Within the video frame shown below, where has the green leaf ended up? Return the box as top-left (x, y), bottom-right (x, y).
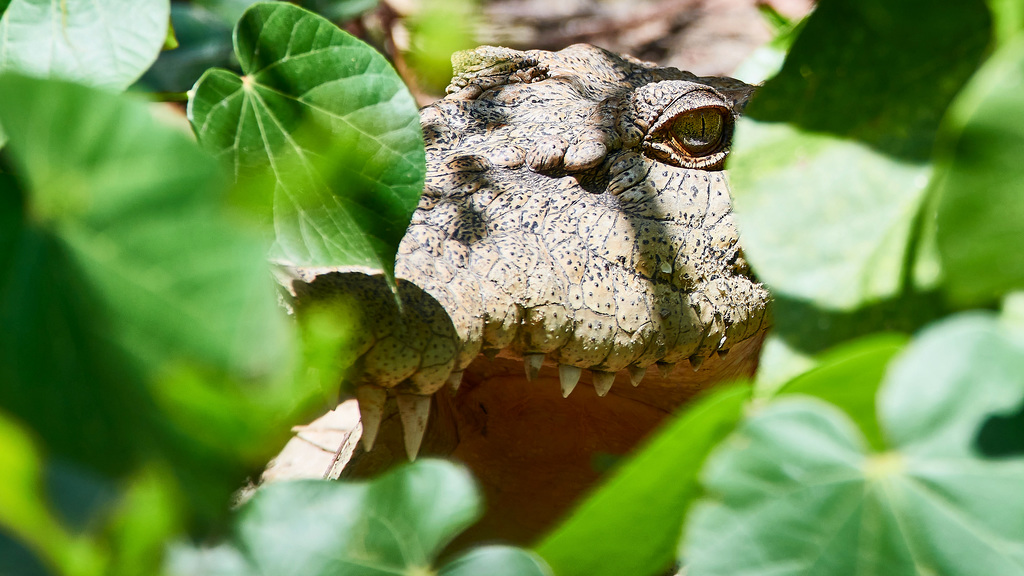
top-left (193, 0), bottom-right (267, 24)
top-left (729, 0), bottom-right (990, 310)
top-left (439, 547), bottom-right (552, 576)
top-left (0, 0), bottom-right (169, 90)
top-left (535, 385), bottom-right (749, 576)
top-left (753, 290), bottom-right (945, 395)
top-left (138, 3), bottom-right (236, 94)
top-left (403, 0), bottom-right (478, 92)
top-left (0, 412), bottom-right (105, 576)
top-left (933, 35), bottom-right (1024, 304)
top-left (988, 0), bottom-right (1024, 46)
top-left (168, 460), bottom-right (551, 576)
top-left (0, 73), bottom-right (296, 513)
top-left (775, 333), bottom-right (908, 450)
top-left (731, 127), bottom-right (932, 309)
top-left (300, 0), bottom-right (379, 22)
top-left (188, 2), bottom-right (424, 276)
top-left (236, 461), bottom-right (476, 575)
top-left (683, 313), bottom-right (1024, 575)
top-left (880, 313), bottom-right (1024, 459)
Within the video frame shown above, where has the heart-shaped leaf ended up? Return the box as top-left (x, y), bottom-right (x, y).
top-left (168, 460), bottom-right (551, 576)
top-left (683, 313), bottom-right (1024, 575)
top-left (0, 0), bottom-right (169, 90)
top-left (188, 2), bottom-right (424, 277)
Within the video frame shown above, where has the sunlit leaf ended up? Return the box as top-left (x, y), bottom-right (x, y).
top-left (0, 412), bottom-right (105, 576)
top-left (168, 460), bottom-right (550, 576)
top-left (440, 546), bottom-right (552, 576)
top-left (775, 333), bottom-right (908, 450)
top-left (683, 314), bottom-right (1024, 575)
top-left (988, 0), bottom-right (1024, 46)
top-left (0, 0), bottom-right (169, 90)
top-left (535, 385), bottom-right (749, 576)
top-left (729, 0), bottom-right (990, 310)
top-left (933, 36), bottom-right (1024, 304)
top-left (188, 2), bottom-right (424, 277)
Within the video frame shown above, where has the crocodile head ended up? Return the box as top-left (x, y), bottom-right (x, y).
top-left (289, 44), bottom-right (770, 541)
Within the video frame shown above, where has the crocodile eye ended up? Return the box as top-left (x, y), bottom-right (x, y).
top-left (640, 99), bottom-right (733, 169)
top-left (670, 108), bottom-right (725, 156)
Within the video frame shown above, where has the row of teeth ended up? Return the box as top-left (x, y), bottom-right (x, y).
top-left (356, 352), bottom-right (717, 461)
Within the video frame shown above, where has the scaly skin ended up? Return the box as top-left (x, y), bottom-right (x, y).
top-left (289, 44), bottom-right (771, 543)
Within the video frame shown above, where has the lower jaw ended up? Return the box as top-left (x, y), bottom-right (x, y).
top-left (340, 330), bottom-right (766, 546)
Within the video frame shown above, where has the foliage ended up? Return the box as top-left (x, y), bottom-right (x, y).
top-left (0, 0), bottom-right (169, 90)
top-left (167, 460), bottom-right (551, 576)
top-left (189, 2), bottom-right (424, 277)
top-left (685, 315), bottom-right (1024, 575)
top-left (2, 0), bottom-right (1024, 575)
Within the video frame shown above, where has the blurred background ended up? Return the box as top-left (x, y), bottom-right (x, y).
top-left (140, 0), bottom-right (815, 105)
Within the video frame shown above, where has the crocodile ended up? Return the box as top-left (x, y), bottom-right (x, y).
top-left (285, 44), bottom-right (771, 542)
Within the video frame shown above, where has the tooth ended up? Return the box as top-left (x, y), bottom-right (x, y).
top-left (559, 364), bottom-right (581, 397)
top-left (657, 362), bottom-right (675, 377)
top-left (396, 393), bottom-right (431, 461)
top-left (689, 354), bottom-right (704, 371)
top-left (626, 364), bottom-right (646, 387)
top-left (717, 348), bottom-right (730, 358)
top-left (356, 385), bottom-right (387, 452)
top-left (592, 371), bottom-right (615, 397)
top-left (447, 371), bottom-right (464, 394)
top-left (524, 353), bottom-right (545, 381)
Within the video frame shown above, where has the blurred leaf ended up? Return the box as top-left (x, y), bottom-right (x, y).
top-left (138, 3), bottom-right (237, 94)
top-left (881, 313), bottom-right (1024, 459)
top-left (164, 20), bottom-right (180, 50)
top-left (755, 290), bottom-right (945, 386)
top-left (988, 0), bottom-right (1024, 46)
top-left (750, 333), bottom-right (816, 396)
top-left (774, 333), bottom-right (907, 450)
top-left (404, 0), bottom-right (478, 92)
top-left (0, 413), bottom-right (105, 576)
top-left (732, 12), bottom-right (808, 84)
top-left (168, 460), bottom-right (550, 576)
top-left (0, 0), bottom-right (169, 90)
top-left (535, 385), bottom-right (749, 576)
top-left (98, 467), bottom-right (183, 576)
top-left (729, 0), bottom-right (990, 310)
top-left (188, 2), bottom-right (424, 277)
top-left (683, 313), bottom-right (1024, 575)
top-left (194, 0), bottom-right (266, 24)
top-left (300, 0), bottom-right (378, 22)
top-left (440, 546), bottom-right (552, 576)
top-left (731, 126), bottom-right (932, 308)
top-left (933, 36), bottom-right (1024, 304)
top-left (0, 73), bottom-right (299, 521)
